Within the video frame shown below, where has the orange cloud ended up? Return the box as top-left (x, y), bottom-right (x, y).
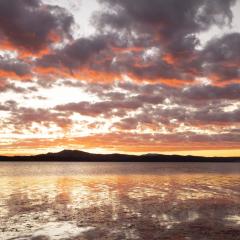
top-left (1, 132), bottom-right (240, 156)
top-left (0, 69), bottom-right (31, 80)
top-left (0, 31), bottom-right (63, 59)
top-left (34, 65), bottom-right (120, 83)
top-left (162, 53), bottom-right (176, 65)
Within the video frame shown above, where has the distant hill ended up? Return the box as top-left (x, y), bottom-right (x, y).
top-left (0, 150), bottom-right (239, 162)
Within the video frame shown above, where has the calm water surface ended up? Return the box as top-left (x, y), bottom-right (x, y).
top-left (0, 162), bottom-right (240, 240)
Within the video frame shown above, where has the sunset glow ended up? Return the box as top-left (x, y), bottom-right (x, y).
top-left (0, 0), bottom-right (240, 157)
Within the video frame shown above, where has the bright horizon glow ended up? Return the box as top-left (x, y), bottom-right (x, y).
top-left (1, 148), bottom-right (240, 158)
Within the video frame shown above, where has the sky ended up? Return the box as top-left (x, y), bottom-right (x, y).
top-left (0, 0), bottom-right (240, 157)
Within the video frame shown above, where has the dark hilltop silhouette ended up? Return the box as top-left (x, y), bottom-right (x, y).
top-left (0, 150), bottom-right (239, 162)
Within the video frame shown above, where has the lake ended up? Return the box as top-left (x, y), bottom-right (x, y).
top-left (0, 162), bottom-right (240, 240)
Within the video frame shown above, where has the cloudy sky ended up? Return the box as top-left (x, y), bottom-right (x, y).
top-left (0, 0), bottom-right (240, 156)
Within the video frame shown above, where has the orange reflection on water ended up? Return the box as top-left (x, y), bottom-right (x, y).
top-left (0, 164), bottom-right (240, 239)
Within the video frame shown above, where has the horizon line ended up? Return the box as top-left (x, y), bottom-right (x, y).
top-left (1, 149), bottom-right (240, 159)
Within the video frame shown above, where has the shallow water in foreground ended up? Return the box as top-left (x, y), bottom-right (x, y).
top-left (0, 162), bottom-right (240, 240)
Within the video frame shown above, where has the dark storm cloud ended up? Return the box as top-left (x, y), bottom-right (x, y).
top-left (0, 99), bottom-right (71, 128)
top-left (201, 33), bottom-right (240, 64)
top-left (0, 0), bottom-right (237, 85)
top-left (200, 33), bottom-right (240, 81)
top-left (111, 51), bottom-right (184, 81)
top-left (0, 104), bottom-right (8, 111)
top-left (0, 57), bottom-right (31, 76)
top-left (58, 80), bottom-right (240, 125)
top-left (32, 0), bottom-right (239, 84)
top-left (110, 104), bottom-right (240, 131)
top-left (0, 82), bottom-right (27, 93)
top-left (0, 100), bottom-right (17, 111)
top-left (10, 107), bottom-right (72, 128)
top-left (88, 0), bottom-right (237, 82)
top-left (94, 0), bottom-right (235, 52)
top-left (37, 36), bottom-right (107, 70)
top-left (183, 84), bottom-right (240, 100)
top-left (78, 81), bottom-right (240, 103)
top-left (191, 107), bottom-right (240, 124)
top-left (113, 117), bottom-right (139, 130)
top-left (55, 99), bottom-right (142, 117)
top-left (151, 103), bottom-right (240, 126)
top-left (54, 80), bottom-right (240, 128)
top-left (96, 0), bottom-right (235, 36)
top-left (0, 0), bottom-right (73, 52)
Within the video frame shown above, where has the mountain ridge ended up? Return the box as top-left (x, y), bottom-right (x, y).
top-left (0, 149), bottom-right (239, 162)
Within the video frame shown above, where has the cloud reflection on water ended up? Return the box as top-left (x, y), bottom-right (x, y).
top-left (0, 163), bottom-right (239, 239)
